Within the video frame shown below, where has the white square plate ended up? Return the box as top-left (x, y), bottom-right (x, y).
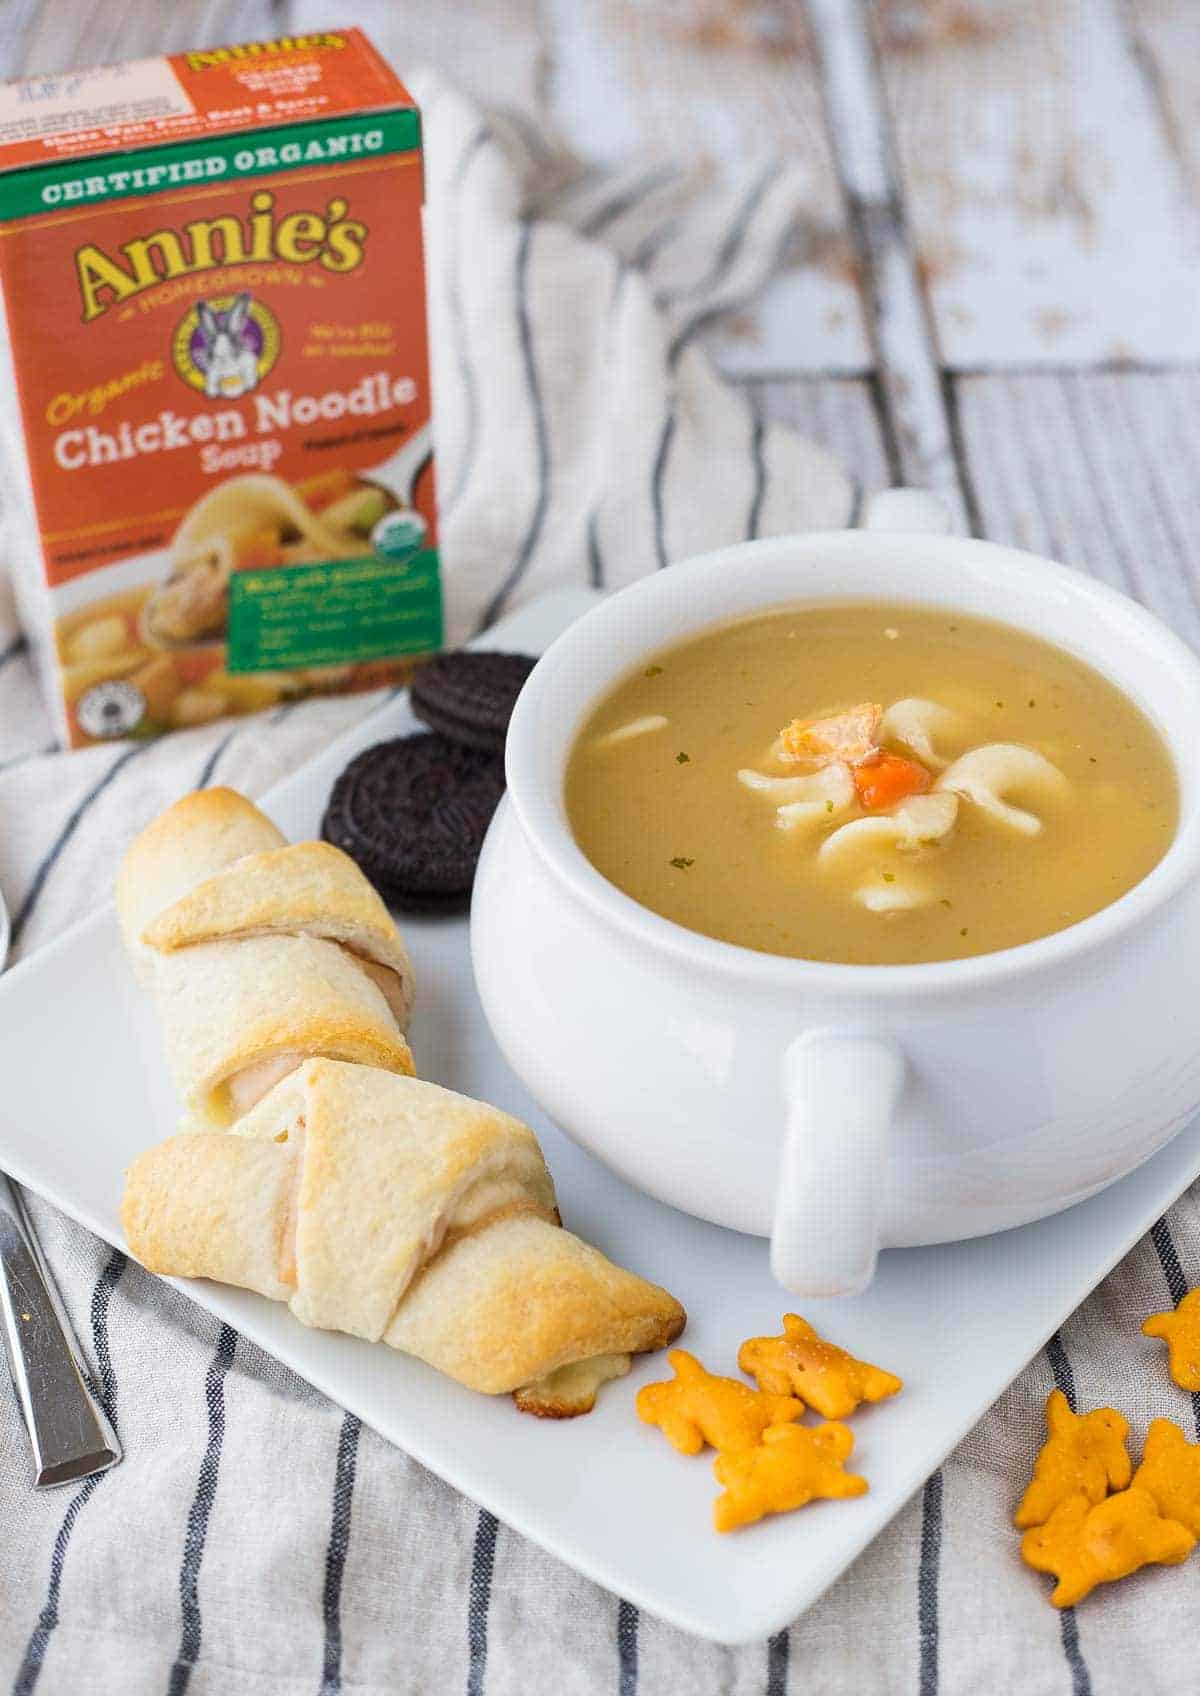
top-left (2, 585), bottom-right (1199, 1645)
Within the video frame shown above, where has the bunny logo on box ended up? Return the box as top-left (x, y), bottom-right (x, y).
top-left (172, 291), bottom-right (280, 398)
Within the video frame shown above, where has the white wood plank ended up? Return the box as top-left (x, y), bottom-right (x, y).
top-left (747, 374), bottom-right (892, 503)
top-left (10, 0), bottom-right (281, 75)
top-left (1122, 0), bottom-right (1200, 194)
top-left (11, 0), bottom-right (549, 116)
top-left (958, 371), bottom-right (1200, 650)
top-left (288, 0), bottom-right (546, 114)
top-left (807, 0), bottom-right (970, 527)
top-left (0, 0), bottom-right (46, 77)
top-left (878, 0), bottom-right (1200, 366)
top-left (539, 0), bottom-right (872, 377)
top-left (6, 0), bottom-right (546, 123)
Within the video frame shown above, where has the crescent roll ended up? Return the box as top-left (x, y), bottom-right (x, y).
top-left (141, 840), bottom-right (414, 1027)
top-left (117, 787), bottom-right (285, 978)
top-left (118, 789), bottom-right (414, 1127)
top-left (122, 1060), bottom-right (686, 1414)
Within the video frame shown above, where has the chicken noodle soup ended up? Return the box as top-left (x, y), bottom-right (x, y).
top-left (0, 30), bottom-right (440, 747)
top-left (565, 604), bottom-right (1178, 964)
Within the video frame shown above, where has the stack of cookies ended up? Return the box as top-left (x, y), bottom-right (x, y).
top-left (322, 651), bottom-right (535, 912)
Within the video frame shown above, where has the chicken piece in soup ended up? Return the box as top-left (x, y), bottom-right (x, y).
top-left (565, 603), bottom-right (1178, 964)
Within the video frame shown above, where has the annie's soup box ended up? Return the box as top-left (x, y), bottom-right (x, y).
top-left (0, 29), bottom-right (439, 747)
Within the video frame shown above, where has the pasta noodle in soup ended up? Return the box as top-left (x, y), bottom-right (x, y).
top-left (565, 603), bottom-right (1178, 964)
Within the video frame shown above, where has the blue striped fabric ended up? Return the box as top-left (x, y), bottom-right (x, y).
top-left (765, 1628), bottom-right (789, 1696)
top-left (617, 1599), bottom-right (639, 1696)
top-left (10, 743), bottom-right (149, 946)
top-left (916, 1471), bottom-right (943, 1695)
top-left (466, 1511), bottom-right (499, 1696)
top-left (476, 221), bottom-right (552, 632)
top-left (165, 1325), bottom-right (238, 1696)
top-left (318, 1413), bottom-right (362, 1696)
top-left (439, 123), bottom-right (494, 521)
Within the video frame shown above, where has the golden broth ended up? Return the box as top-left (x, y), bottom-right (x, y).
top-left (565, 603), bottom-right (1178, 964)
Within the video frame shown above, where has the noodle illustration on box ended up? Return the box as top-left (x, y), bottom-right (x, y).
top-left (0, 30), bottom-right (440, 746)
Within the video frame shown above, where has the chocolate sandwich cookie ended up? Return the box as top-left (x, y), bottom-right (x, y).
top-left (410, 650), bottom-right (537, 752)
top-left (322, 732), bottom-right (506, 913)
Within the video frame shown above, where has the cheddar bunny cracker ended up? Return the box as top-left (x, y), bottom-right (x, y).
top-left (636, 1350), bottom-right (802, 1455)
top-left (1131, 1418), bottom-right (1200, 1537)
top-left (1020, 1489), bottom-right (1194, 1607)
top-left (738, 1315), bottom-right (902, 1421)
top-left (1013, 1390), bottom-right (1132, 1529)
top-left (1143, 1289), bottom-right (1200, 1391)
top-left (713, 1422), bottom-right (867, 1532)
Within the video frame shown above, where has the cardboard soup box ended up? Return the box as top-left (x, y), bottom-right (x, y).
top-left (0, 29), bottom-right (439, 746)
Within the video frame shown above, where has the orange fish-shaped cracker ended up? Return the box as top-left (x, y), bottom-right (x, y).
top-left (1143, 1289), bottom-right (1200, 1391)
top-left (1020, 1488), bottom-right (1194, 1607)
top-left (712, 1421), bottom-right (868, 1532)
top-left (1013, 1389), bottom-right (1132, 1529)
top-left (738, 1314), bottom-right (902, 1421)
top-left (636, 1350), bottom-right (802, 1455)
top-left (1131, 1417), bottom-right (1200, 1537)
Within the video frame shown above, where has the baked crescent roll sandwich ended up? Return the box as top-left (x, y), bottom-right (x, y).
top-left (118, 789), bottom-right (415, 1128)
top-left (139, 840), bottom-right (414, 1027)
top-left (122, 1060), bottom-right (686, 1415)
top-left (117, 786), bottom-right (284, 977)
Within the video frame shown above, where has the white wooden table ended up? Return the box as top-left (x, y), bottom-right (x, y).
top-left (3, 0), bottom-right (1199, 1684)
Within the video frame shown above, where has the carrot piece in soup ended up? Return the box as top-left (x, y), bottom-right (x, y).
top-left (853, 753), bottom-right (931, 811)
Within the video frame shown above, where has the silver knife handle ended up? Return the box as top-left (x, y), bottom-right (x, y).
top-left (0, 1175), bottom-right (121, 1487)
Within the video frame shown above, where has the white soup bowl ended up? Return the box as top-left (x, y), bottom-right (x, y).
top-left (471, 525), bottom-right (1200, 1296)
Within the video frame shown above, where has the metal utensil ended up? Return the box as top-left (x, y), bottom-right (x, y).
top-left (0, 887), bottom-right (121, 1487)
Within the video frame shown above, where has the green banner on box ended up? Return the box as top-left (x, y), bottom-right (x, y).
top-left (227, 550), bottom-right (442, 674)
top-left (0, 111), bottom-right (421, 222)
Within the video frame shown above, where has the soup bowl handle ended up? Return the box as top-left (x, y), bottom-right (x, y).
top-left (771, 1030), bottom-right (906, 1297)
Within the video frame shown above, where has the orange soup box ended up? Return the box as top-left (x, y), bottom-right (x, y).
top-left (0, 30), bottom-right (439, 746)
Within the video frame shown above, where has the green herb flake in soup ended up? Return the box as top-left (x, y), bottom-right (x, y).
top-left (564, 602), bottom-right (1178, 965)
